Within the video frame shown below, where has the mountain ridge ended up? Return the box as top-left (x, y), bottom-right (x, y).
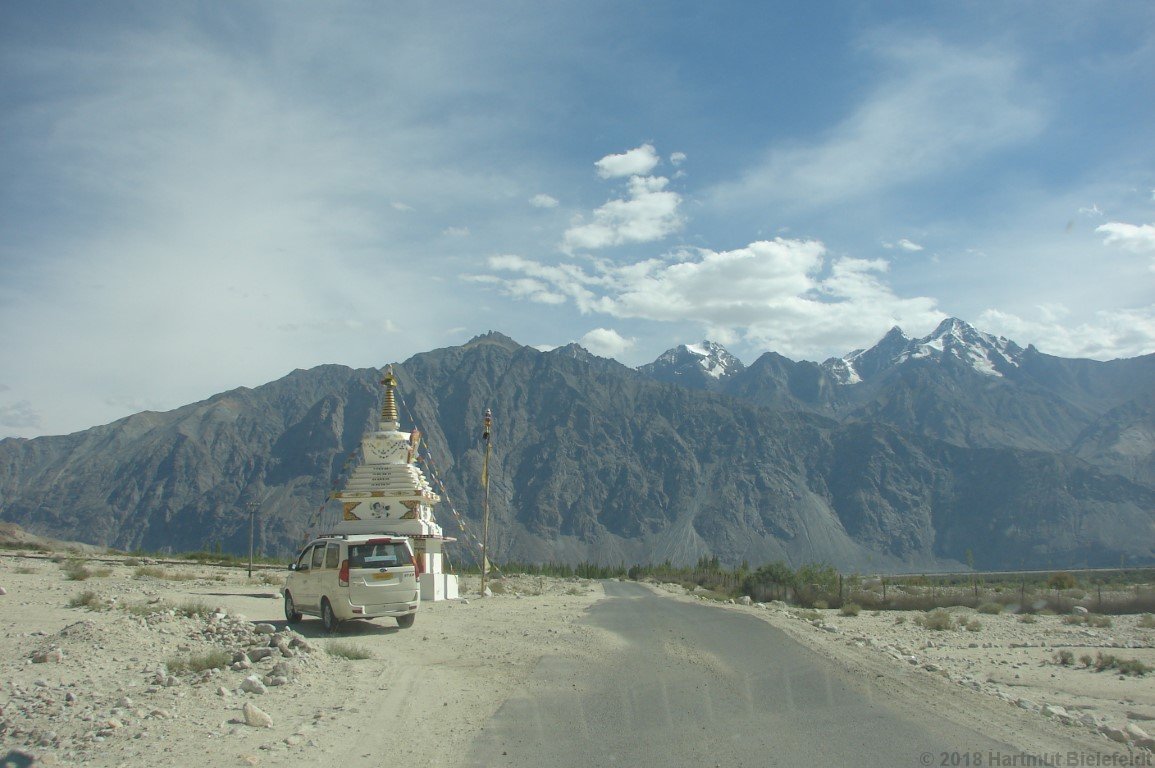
top-left (1, 320), bottom-right (1152, 571)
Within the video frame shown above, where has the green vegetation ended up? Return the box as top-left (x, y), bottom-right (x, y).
top-left (1054, 650), bottom-right (1074, 666)
top-left (326, 641), bottom-right (372, 660)
top-left (915, 609), bottom-right (954, 631)
top-left (1093, 652), bottom-right (1151, 676)
top-left (839, 602), bottom-right (861, 617)
top-left (977, 602), bottom-right (1003, 615)
top-left (1138, 614), bottom-right (1155, 629)
top-left (134, 565), bottom-right (198, 581)
top-left (1064, 613), bottom-right (1113, 628)
top-left (175, 600), bottom-right (215, 618)
top-left (68, 590), bottom-right (109, 610)
top-left (166, 649), bottom-right (231, 675)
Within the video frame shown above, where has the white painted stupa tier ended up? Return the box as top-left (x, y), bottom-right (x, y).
top-left (330, 367), bottom-right (458, 600)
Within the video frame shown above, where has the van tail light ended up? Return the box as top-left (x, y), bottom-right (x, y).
top-left (338, 559), bottom-right (349, 587)
top-left (411, 551), bottom-right (423, 577)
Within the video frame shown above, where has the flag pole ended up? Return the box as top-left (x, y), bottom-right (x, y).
top-left (480, 408), bottom-right (493, 597)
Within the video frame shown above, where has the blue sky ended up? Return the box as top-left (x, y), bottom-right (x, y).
top-left (1, 1), bottom-right (1153, 438)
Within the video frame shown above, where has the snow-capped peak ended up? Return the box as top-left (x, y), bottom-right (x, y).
top-left (642, 340), bottom-right (745, 382)
top-left (826, 318), bottom-right (1024, 383)
top-left (683, 341), bottom-right (743, 379)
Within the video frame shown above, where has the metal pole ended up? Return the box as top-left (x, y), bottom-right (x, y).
top-left (248, 501), bottom-right (259, 579)
top-left (480, 408), bottom-right (492, 597)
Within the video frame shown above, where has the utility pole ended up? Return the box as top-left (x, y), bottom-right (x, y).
top-left (480, 408), bottom-right (492, 597)
top-left (247, 501), bottom-right (260, 579)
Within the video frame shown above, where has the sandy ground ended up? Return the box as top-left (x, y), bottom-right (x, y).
top-left (0, 551), bottom-right (605, 767)
top-left (3, 545), bottom-right (1153, 767)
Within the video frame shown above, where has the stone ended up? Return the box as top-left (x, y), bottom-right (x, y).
top-left (0, 586), bottom-right (6, 596)
top-left (1073, 606), bottom-right (1089, 615)
top-left (1126, 723), bottom-right (1151, 741)
top-left (737, 596), bottom-right (752, 606)
top-left (31, 648), bottom-right (64, 664)
top-left (248, 648), bottom-right (274, 662)
top-left (255, 623), bottom-right (277, 635)
top-left (242, 702), bottom-right (273, 729)
top-left (1100, 725), bottom-right (1130, 744)
top-left (1042, 704), bottom-right (1069, 720)
top-left (240, 676), bottom-right (268, 695)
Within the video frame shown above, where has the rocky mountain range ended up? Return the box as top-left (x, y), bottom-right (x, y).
top-left (1, 319), bottom-right (1152, 572)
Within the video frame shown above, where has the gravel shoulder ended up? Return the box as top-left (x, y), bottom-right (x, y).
top-left (0, 552), bottom-right (604, 767)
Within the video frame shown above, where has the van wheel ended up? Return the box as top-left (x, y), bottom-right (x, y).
top-left (284, 593), bottom-right (302, 623)
top-left (321, 598), bottom-right (339, 634)
top-left (397, 613), bottom-right (416, 629)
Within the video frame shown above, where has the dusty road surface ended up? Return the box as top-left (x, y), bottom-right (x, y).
top-left (463, 581), bottom-right (1109, 768)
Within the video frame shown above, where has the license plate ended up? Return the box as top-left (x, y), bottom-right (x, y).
top-left (372, 572), bottom-right (394, 580)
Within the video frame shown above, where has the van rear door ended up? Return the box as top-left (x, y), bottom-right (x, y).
top-left (346, 539), bottom-right (417, 607)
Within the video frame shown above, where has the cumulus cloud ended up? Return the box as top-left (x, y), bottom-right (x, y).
top-left (980, 306), bottom-right (1155, 360)
top-left (669, 152), bottom-right (686, 166)
top-left (529, 193), bottom-right (559, 208)
top-left (579, 328), bottom-right (635, 357)
top-left (594, 143), bottom-right (660, 179)
top-left (562, 174), bottom-right (683, 252)
top-left (1096, 222), bottom-right (1155, 255)
top-left (481, 237), bottom-right (942, 358)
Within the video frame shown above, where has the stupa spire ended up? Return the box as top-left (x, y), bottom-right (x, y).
top-left (380, 366), bottom-right (399, 427)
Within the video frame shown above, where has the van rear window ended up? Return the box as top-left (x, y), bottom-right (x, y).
top-left (348, 542), bottom-right (409, 569)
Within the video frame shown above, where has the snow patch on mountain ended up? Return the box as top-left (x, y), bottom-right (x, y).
top-left (643, 340), bottom-right (745, 381)
top-left (828, 318), bottom-right (1024, 383)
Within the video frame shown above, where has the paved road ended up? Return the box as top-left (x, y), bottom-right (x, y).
top-left (464, 581), bottom-right (1017, 768)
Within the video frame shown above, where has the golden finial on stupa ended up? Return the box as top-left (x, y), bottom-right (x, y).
top-left (380, 365), bottom-right (399, 424)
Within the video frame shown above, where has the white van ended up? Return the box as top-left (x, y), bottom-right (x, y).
top-left (282, 534), bottom-right (420, 632)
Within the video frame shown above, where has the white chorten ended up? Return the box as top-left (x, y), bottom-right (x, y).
top-left (329, 366), bottom-right (458, 600)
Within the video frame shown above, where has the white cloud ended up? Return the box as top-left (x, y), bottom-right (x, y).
top-left (0, 400), bottom-right (42, 429)
top-left (1078, 204), bottom-right (1103, 217)
top-left (392, 201), bottom-right (415, 212)
top-left (1096, 222), bottom-right (1155, 255)
top-left (579, 328), bottom-right (635, 357)
top-left (563, 174), bottom-right (683, 252)
top-left (884, 238), bottom-right (924, 252)
top-left (669, 152), bottom-right (686, 166)
top-left (442, 226), bottom-right (471, 237)
top-left (594, 144), bottom-right (660, 179)
top-left (529, 193), bottom-right (559, 208)
top-left (482, 237), bottom-right (943, 359)
top-left (711, 36), bottom-right (1044, 208)
top-left (980, 306), bottom-right (1155, 360)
